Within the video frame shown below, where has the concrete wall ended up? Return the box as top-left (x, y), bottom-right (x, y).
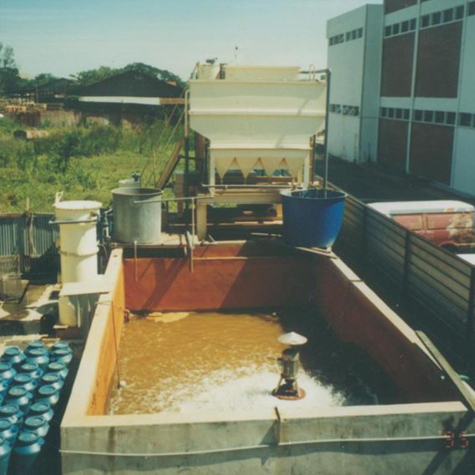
top-left (61, 243), bottom-right (473, 475)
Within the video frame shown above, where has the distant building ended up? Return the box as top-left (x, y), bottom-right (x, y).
top-left (326, 4), bottom-right (384, 163)
top-left (10, 78), bottom-right (76, 103)
top-left (327, 0), bottom-right (475, 196)
top-left (75, 70), bottom-right (183, 109)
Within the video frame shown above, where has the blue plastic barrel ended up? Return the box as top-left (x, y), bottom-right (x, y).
top-left (0, 363), bottom-right (16, 383)
top-left (10, 432), bottom-right (44, 475)
top-left (39, 373), bottom-right (63, 392)
top-left (18, 363), bottom-right (42, 382)
top-left (46, 362), bottom-right (68, 381)
top-left (0, 435), bottom-right (11, 475)
top-left (4, 388), bottom-right (33, 415)
top-left (24, 342), bottom-right (46, 357)
top-left (28, 403), bottom-right (54, 424)
top-left (23, 417), bottom-right (49, 439)
top-left (0, 381), bottom-right (9, 405)
top-left (35, 385), bottom-right (60, 407)
top-left (50, 348), bottom-right (73, 366)
top-left (0, 348), bottom-right (25, 369)
top-left (0, 419), bottom-right (19, 446)
top-left (12, 374), bottom-right (37, 394)
top-left (0, 406), bottom-right (23, 426)
top-left (281, 189), bottom-right (346, 248)
top-left (25, 349), bottom-right (49, 370)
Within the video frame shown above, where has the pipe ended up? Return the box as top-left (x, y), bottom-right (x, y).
top-left (49, 216), bottom-right (98, 226)
top-left (59, 433), bottom-right (474, 459)
top-left (322, 69), bottom-right (331, 195)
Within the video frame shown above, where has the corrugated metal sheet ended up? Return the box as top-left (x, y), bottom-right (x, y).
top-left (335, 194), bottom-right (475, 368)
top-left (0, 213), bottom-right (58, 274)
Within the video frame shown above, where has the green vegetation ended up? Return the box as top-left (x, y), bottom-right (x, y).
top-left (0, 118), bottom-right (183, 213)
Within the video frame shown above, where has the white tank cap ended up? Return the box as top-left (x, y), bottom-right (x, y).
top-left (278, 332), bottom-right (308, 346)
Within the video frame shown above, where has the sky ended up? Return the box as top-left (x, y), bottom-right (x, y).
top-left (0, 0), bottom-right (382, 80)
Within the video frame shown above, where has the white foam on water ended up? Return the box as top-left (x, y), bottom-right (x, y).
top-left (164, 367), bottom-right (345, 413)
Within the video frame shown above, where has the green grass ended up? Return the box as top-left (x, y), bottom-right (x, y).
top-left (0, 118), bottom-right (184, 213)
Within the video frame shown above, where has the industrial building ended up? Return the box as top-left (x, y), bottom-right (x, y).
top-left (327, 4), bottom-right (384, 164)
top-left (327, 0), bottom-right (475, 196)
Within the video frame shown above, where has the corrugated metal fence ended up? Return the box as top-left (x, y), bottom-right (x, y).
top-left (335, 195), bottom-right (475, 371)
top-left (0, 213), bottom-right (59, 275)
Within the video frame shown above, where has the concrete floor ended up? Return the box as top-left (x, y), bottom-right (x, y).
top-left (316, 157), bottom-right (475, 204)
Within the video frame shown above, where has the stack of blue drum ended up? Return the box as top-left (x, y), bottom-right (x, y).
top-left (0, 340), bottom-right (72, 475)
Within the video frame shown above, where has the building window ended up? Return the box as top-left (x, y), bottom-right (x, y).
top-left (460, 113), bottom-right (473, 127)
top-left (395, 108), bottom-right (403, 119)
top-left (357, 28), bottom-right (363, 38)
top-left (456, 5), bottom-right (464, 20)
top-left (414, 110), bottom-right (423, 122)
top-left (401, 20), bottom-right (409, 33)
top-left (393, 23), bottom-right (400, 35)
top-left (385, 25), bottom-right (391, 37)
top-left (435, 111), bottom-right (445, 124)
top-left (404, 109), bottom-right (410, 120)
top-left (443, 9), bottom-right (454, 23)
top-left (432, 12), bottom-right (442, 26)
top-left (410, 18), bottom-right (417, 30)
top-left (346, 32), bottom-right (351, 41)
top-left (446, 112), bottom-right (456, 125)
top-left (421, 15), bottom-right (430, 28)
top-left (470, 2), bottom-right (475, 16)
top-left (381, 107), bottom-right (388, 118)
top-left (424, 110), bottom-right (434, 122)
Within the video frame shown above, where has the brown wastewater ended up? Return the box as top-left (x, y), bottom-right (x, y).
top-left (108, 309), bottom-right (399, 415)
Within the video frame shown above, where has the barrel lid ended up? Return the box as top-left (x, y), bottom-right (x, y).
top-left (48, 362), bottom-right (65, 371)
top-left (20, 363), bottom-right (38, 372)
top-left (17, 432), bottom-right (39, 445)
top-left (3, 347), bottom-right (21, 356)
top-left (13, 374), bottom-right (32, 384)
top-left (42, 373), bottom-right (60, 383)
top-left (8, 386), bottom-right (27, 397)
top-left (0, 419), bottom-right (12, 430)
top-left (29, 348), bottom-right (47, 357)
top-left (0, 362), bottom-right (12, 371)
top-left (38, 385), bottom-right (56, 396)
top-left (25, 416), bottom-right (45, 429)
top-left (0, 405), bottom-right (19, 416)
top-left (30, 402), bottom-right (51, 413)
top-left (27, 341), bottom-right (45, 349)
top-left (52, 341), bottom-right (70, 350)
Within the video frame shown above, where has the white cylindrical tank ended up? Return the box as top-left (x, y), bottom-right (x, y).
top-left (54, 200), bottom-right (102, 284)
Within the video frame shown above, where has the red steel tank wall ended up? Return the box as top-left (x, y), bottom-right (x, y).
top-left (124, 254), bottom-right (312, 311)
top-left (312, 256), bottom-right (458, 403)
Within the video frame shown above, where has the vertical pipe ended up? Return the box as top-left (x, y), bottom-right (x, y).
top-left (134, 240), bottom-right (138, 282)
top-left (184, 90), bottom-right (191, 228)
top-left (323, 69), bottom-right (332, 196)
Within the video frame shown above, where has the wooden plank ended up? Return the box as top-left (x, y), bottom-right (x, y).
top-left (155, 137), bottom-right (185, 189)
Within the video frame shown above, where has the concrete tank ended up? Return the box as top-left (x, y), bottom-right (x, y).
top-left (112, 188), bottom-right (162, 244)
top-left (54, 201), bottom-right (102, 284)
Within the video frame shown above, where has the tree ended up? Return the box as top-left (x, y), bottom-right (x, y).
top-left (0, 42), bottom-right (21, 96)
top-left (70, 66), bottom-right (120, 86)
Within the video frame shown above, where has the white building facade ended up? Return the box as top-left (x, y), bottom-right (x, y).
top-left (328, 0), bottom-right (475, 195)
top-left (326, 4), bottom-right (384, 164)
